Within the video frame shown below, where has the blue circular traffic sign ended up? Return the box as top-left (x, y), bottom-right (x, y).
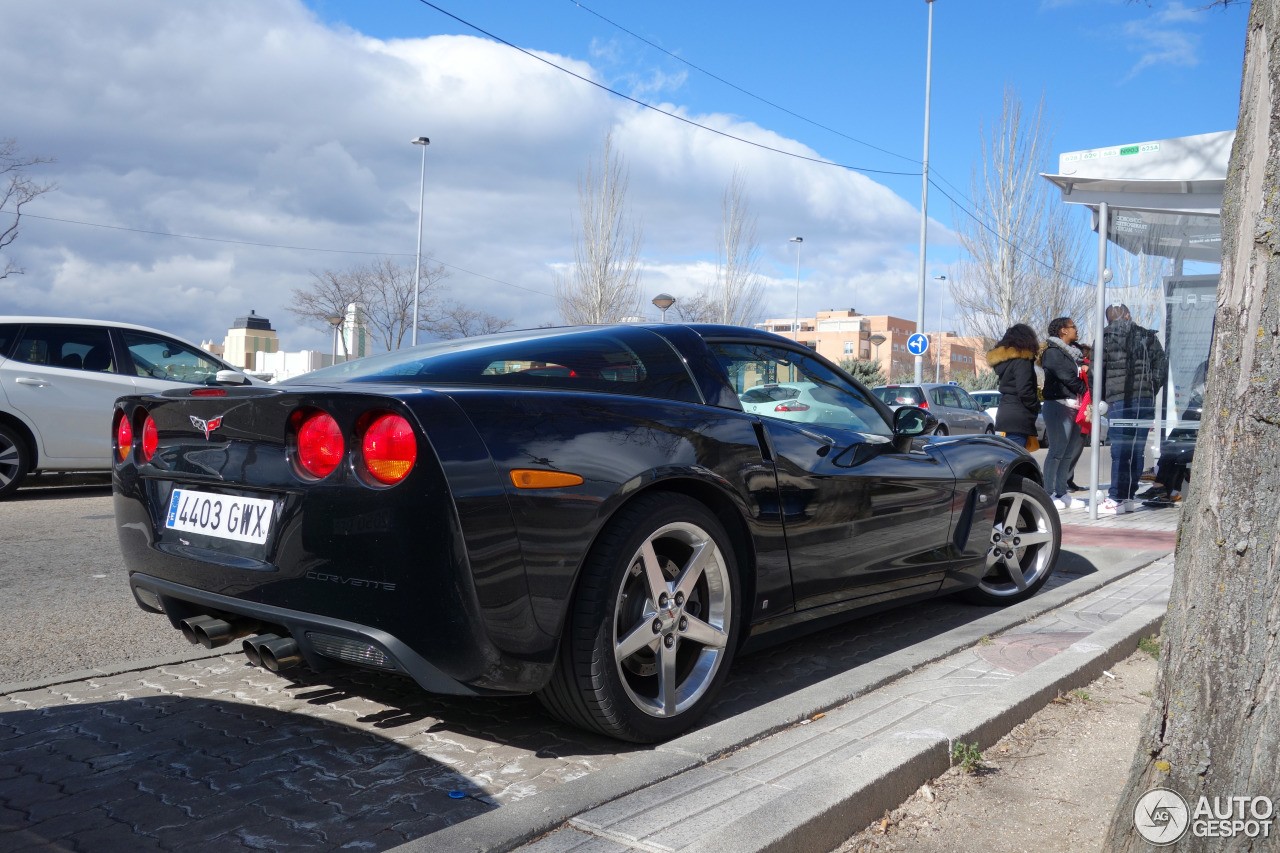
top-left (907, 333), bottom-right (929, 355)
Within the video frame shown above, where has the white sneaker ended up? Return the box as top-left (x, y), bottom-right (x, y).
top-left (1053, 494), bottom-right (1080, 510)
top-left (1099, 497), bottom-right (1129, 515)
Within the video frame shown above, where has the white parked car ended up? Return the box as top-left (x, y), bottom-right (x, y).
top-left (0, 317), bottom-right (257, 497)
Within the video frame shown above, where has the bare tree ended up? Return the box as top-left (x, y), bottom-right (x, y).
top-left (1, 139), bottom-right (56, 280)
top-left (1105, 2), bottom-right (1280, 849)
top-left (714, 167), bottom-right (766, 325)
top-left (950, 87), bottom-right (1094, 339)
top-left (555, 132), bottom-right (643, 324)
top-left (428, 302), bottom-right (514, 340)
top-left (288, 256), bottom-right (451, 353)
top-left (670, 291), bottom-right (720, 323)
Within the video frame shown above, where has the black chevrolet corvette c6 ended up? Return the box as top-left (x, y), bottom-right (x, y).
top-left (113, 324), bottom-right (1060, 742)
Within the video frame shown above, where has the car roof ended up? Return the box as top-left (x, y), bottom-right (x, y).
top-left (0, 316), bottom-right (231, 368)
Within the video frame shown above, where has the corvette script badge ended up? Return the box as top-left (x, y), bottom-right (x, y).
top-left (190, 414), bottom-right (224, 439)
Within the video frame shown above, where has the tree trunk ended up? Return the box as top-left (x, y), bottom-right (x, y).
top-left (1106, 3), bottom-right (1280, 850)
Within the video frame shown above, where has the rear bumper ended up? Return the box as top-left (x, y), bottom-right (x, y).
top-left (130, 572), bottom-right (504, 696)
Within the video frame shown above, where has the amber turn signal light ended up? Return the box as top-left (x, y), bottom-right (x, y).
top-left (509, 469), bottom-right (584, 489)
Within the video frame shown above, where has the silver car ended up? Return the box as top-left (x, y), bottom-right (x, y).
top-left (872, 383), bottom-right (995, 436)
top-left (0, 317), bottom-right (256, 497)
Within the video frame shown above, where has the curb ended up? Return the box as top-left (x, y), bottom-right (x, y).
top-left (396, 546), bottom-right (1167, 853)
top-left (686, 602), bottom-right (1167, 853)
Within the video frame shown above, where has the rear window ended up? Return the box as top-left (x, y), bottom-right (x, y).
top-left (290, 328), bottom-right (702, 404)
top-left (873, 386), bottom-right (924, 406)
top-left (740, 385), bottom-right (801, 403)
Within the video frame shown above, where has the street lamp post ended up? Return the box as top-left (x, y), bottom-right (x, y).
top-left (915, 0), bottom-right (938, 383)
top-left (934, 274), bottom-right (947, 382)
top-left (790, 237), bottom-right (804, 344)
top-left (869, 333), bottom-right (887, 382)
top-left (326, 314), bottom-right (344, 365)
top-left (410, 136), bottom-right (430, 347)
top-left (652, 293), bottom-right (676, 323)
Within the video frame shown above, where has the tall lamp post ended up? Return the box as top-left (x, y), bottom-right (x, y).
top-left (790, 237), bottom-right (804, 344)
top-left (410, 136), bottom-right (430, 347)
top-left (652, 293), bottom-right (676, 323)
top-left (933, 274), bottom-right (947, 382)
top-left (915, 0), bottom-right (938, 383)
top-left (326, 313), bottom-right (344, 365)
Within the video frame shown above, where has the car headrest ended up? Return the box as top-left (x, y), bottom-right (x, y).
top-left (83, 346), bottom-right (112, 371)
top-left (59, 352), bottom-right (84, 370)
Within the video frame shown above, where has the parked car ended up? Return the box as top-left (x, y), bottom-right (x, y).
top-left (0, 317), bottom-right (257, 497)
top-left (872, 383), bottom-right (995, 436)
top-left (113, 324), bottom-right (1061, 742)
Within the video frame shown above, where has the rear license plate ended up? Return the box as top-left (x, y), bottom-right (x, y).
top-left (165, 488), bottom-right (274, 545)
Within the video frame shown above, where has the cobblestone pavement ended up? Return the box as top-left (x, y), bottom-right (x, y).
top-left (0, 548), bottom-right (1123, 852)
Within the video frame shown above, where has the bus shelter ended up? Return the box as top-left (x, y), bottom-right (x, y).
top-left (1042, 130), bottom-right (1231, 517)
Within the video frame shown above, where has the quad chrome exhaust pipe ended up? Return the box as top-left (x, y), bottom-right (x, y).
top-left (179, 615), bottom-right (258, 649)
top-left (242, 633), bottom-right (302, 672)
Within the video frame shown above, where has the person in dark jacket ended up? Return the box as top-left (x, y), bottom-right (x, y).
top-left (986, 323), bottom-right (1040, 448)
top-left (1038, 317), bottom-right (1089, 509)
top-left (1100, 304), bottom-right (1167, 513)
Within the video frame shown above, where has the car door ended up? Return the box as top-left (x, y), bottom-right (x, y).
top-left (0, 323), bottom-right (134, 464)
top-left (708, 341), bottom-right (956, 610)
top-left (949, 387), bottom-right (990, 433)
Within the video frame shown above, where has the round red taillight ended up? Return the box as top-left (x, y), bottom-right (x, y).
top-left (297, 412), bottom-right (344, 478)
top-left (141, 415), bottom-right (159, 462)
top-left (115, 412), bottom-right (133, 461)
top-left (361, 414), bottom-right (417, 485)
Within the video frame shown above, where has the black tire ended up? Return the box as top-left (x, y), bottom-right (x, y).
top-left (0, 422), bottom-right (31, 499)
top-left (538, 493), bottom-right (741, 742)
top-left (984, 425), bottom-right (995, 435)
top-left (960, 475), bottom-right (1060, 605)
top-left (934, 423), bottom-right (949, 437)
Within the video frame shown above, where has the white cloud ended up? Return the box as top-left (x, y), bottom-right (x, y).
top-left (1121, 2), bottom-right (1203, 79)
top-left (0, 0), bottom-right (932, 354)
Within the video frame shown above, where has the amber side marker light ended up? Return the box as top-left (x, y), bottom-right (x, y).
top-left (510, 469), bottom-right (584, 489)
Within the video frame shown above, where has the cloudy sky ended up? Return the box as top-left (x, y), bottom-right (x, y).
top-left (0, 0), bottom-right (1249, 353)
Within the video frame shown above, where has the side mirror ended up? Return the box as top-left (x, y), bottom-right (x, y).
top-left (892, 405), bottom-right (938, 452)
top-left (214, 369), bottom-right (251, 386)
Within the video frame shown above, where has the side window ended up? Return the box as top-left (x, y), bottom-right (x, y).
top-left (11, 324), bottom-right (116, 373)
top-left (0, 324), bottom-right (19, 358)
top-left (953, 388), bottom-right (978, 411)
top-left (936, 387), bottom-right (960, 408)
top-left (121, 332), bottom-right (226, 384)
top-left (708, 342), bottom-right (891, 436)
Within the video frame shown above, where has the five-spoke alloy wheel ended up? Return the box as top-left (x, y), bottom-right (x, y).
top-left (540, 493), bottom-right (740, 742)
top-left (962, 475), bottom-right (1060, 605)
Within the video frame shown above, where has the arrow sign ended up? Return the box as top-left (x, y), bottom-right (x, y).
top-left (907, 333), bottom-right (929, 355)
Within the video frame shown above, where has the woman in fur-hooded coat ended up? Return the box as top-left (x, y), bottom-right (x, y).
top-left (986, 323), bottom-right (1040, 447)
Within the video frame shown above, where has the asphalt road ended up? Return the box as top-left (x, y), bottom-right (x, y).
top-left (0, 475), bottom-right (186, 684)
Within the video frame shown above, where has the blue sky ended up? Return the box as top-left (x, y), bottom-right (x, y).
top-left (0, 0), bottom-right (1249, 352)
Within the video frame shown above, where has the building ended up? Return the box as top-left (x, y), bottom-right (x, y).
top-left (253, 349), bottom-right (345, 382)
top-left (219, 310), bottom-right (278, 370)
top-left (340, 303), bottom-right (370, 360)
top-left (756, 309), bottom-right (983, 383)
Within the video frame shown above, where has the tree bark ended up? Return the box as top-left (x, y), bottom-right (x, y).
top-left (1106, 3), bottom-right (1280, 850)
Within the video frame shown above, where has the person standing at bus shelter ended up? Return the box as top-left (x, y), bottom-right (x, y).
top-left (1100, 304), bottom-right (1166, 514)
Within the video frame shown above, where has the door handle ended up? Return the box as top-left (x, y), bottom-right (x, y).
top-left (15, 377), bottom-right (50, 387)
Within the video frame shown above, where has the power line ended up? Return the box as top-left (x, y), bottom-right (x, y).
top-left (927, 178), bottom-right (1093, 287)
top-left (15, 210), bottom-right (555, 298)
top-left (564, 0), bottom-right (918, 166)
top-left (413, 0), bottom-right (918, 177)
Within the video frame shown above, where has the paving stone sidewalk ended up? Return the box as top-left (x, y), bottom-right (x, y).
top-left (499, 554), bottom-right (1173, 853)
